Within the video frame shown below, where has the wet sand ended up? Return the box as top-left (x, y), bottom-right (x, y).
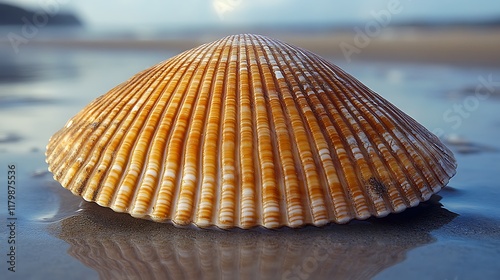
top-left (1, 26), bottom-right (500, 279)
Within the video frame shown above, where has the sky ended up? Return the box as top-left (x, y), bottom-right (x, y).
top-left (3, 0), bottom-right (500, 30)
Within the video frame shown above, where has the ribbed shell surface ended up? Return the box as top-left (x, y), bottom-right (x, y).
top-left (46, 34), bottom-right (457, 229)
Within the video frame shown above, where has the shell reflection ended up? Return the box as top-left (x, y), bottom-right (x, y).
top-left (57, 198), bottom-right (457, 280)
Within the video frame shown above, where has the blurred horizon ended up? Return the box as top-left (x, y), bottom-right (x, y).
top-left (1, 0), bottom-right (500, 32)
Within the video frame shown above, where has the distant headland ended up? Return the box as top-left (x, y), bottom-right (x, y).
top-left (0, 3), bottom-right (82, 26)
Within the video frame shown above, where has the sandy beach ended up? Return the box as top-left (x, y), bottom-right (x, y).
top-left (8, 26), bottom-right (500, 66)
top-left (1, 26), bottom-right (500, 279)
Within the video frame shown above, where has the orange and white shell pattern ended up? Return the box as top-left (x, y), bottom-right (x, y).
top-left (46, 34), bottom-right (457, 229)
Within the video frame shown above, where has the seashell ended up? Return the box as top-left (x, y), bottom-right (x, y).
top-left (46, 34), bottom-right (457, 229)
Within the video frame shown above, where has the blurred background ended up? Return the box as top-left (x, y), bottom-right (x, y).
top-left (1, 1), bottom-right (500, 279)
top-left (1, 0), bottom-right (500, 63)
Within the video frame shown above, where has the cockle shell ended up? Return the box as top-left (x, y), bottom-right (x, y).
top-left (46, 34), bottom-right (457, 229)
